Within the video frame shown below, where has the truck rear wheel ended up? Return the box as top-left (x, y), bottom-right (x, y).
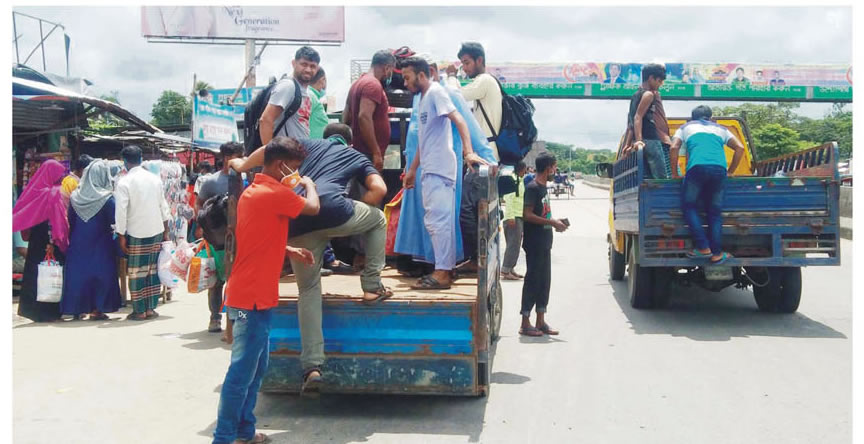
top-left (490, 284), bottom-right (503, 342)
top-left (628, 246), bottom-right (655, 309)
top-left (753, 267), bottom-right (802, 314)
top-left (609, 241), bottom-right (625, 281)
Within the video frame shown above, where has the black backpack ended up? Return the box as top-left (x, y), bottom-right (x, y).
top-left (477, 75), bottom-right (538, 165)
top-left (243, 77), bottom-right (303, 156)
top-left (198, 193), bottom-right (229, 250)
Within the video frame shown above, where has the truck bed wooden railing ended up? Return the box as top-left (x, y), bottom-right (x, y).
top-left (753, 142), bottom-right (839, 178)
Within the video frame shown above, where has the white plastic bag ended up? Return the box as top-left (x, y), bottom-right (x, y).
top-left (169, 240), bottom-right (197, 279)
top-left (158, 241), bottom-right (180, 288)
top-left (36, 257), bottom-right (63, 303)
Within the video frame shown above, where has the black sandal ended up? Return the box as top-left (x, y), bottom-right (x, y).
top-left (126, 312), bottom-right (147, 321)
top-left (411, 275), bottom-right (451, 290)
top-left (362, 286), bottom-right (393, 305)
top-left (301, 367), bottom-right (323, 397)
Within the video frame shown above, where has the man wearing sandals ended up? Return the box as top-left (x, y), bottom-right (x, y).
top-left (401, 56), bottom-right (490, 291)
top-left (214, 137), bottom-right (320, 444)
top-left (227, 123), bottom-right (390, 396)
top-left (519, 153), bottom-right (569, 337)
top-left (670, 105), bottom-right (746, 265)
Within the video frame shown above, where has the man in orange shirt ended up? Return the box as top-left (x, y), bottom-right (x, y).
top-left (213, 137), bottom-right (320, 444)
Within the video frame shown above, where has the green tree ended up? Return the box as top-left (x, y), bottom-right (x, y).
top-left (751, 123), bottom-right (801, 159)
top-left (86, 92), bottom-right (125, 135)
top-left (713, 102), bottom-right (801, 130)
top-left (795, 104), bottom-right (853, 158)
top-left (150, 90), bottom-right (192, 127)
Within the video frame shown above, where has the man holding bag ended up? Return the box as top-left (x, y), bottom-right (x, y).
top-left (213, 137), bottom-right (320, 444)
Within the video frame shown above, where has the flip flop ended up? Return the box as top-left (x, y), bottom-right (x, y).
top-left (362, 287), bottom-right (393, 305)
top-left (235, 432), bottom-right (272, 444)
top-left (89, 313), bottom-right (109, 321)
top-left (519, 327), bottom-right (544, 337)
top-left (411, 276), bottom-right (451, 290)
top-left (537, 323), bottom-right (560, 335)
top-left (126, 313), bottom-right (147, 321)
top-left (146, 311), bottom-right (160, 319)
top-left (686, 249), bottom-right (712, 258)
top-left (710, 252), bottom-right (732, 265)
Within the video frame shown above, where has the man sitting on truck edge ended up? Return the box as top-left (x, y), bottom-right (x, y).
top-left (214, 137), bottom-right (319, 444)
top-left (402, 56), bottom-right (490, 290)
top-left (520, 153), bottom-right (569, 337)
top-left (624, 63), bottom-right (673, 179)
top-left (669, 105), bottom-right (746, 265)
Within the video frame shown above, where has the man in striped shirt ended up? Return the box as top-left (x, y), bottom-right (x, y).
top-left (669, 106), bottom-right (746, 265)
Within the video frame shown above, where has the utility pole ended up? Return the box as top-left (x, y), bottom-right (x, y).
top-left (244, 39), bottom-right (256, 87)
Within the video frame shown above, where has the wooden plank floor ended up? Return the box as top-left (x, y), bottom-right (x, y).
top-left (278, 268), bottom-right (478, 303)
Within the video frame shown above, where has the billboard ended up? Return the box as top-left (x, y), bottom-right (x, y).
top-left (192, 95), bottom-right (240, 149)
top-left (208, 87), bottom-right (266, 121)
top-left (452, 62), bottom-right (852, 101)
top-left (141, 7), bottom-right (345, 42)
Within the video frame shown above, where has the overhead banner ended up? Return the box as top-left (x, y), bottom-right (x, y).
top-left (451, 62), bottom-right (852, 102)
top-left (192, 96), bottom-right (240, 150)
top-left (141, 6), bottom-right (345, 42)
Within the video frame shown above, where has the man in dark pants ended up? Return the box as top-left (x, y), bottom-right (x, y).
top-left (519, 153), bottom-right (568, 337)
top-left (197, 142), bottom-right (244, 333)
top-left (669, 105), bottom-right (746, 264)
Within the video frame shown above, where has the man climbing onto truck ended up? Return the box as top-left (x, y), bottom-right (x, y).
top-left (669, 105), bottom-right (746, 265)
top-left (624, 63), bottom-right (673, 179)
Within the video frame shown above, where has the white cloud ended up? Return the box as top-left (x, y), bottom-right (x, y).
top-left (12, 6), bottom-right (851, 149)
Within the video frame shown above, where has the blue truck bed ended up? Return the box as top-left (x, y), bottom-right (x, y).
top-left (612, 143), bottom-right (841, 268)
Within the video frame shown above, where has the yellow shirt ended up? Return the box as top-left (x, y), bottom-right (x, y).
top-left (61, 175), bottom-right (79, 195)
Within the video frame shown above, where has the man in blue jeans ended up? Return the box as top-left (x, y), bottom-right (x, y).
top-left (213, 137), bottom-right (320, 444)
top-left (670, 105), bottom-right (746, 264)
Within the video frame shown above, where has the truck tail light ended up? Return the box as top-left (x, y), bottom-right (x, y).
top-left (657, 239), bottom-right (685, 250)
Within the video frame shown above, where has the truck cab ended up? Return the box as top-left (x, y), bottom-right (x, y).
top-left (598, 117), bottom-right (841, 313)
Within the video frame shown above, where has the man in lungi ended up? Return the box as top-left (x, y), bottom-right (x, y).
top-left (114, 145), bottom-right (172, 321)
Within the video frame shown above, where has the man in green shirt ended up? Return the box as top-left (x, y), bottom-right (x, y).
top-left (308, 67), bottom-right (330, 139)
top-left (502, 161), bottom-right (527, 280)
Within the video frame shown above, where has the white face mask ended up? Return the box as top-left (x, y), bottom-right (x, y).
top-left (280, 164), bottom-right (301, 188)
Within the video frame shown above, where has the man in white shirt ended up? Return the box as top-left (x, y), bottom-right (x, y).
top-left (402, 57), bottom-right (489, 290)
top-left (115, 145), bottom-right (172, 321)
top-left (446, 42), bottom-right (502, 161)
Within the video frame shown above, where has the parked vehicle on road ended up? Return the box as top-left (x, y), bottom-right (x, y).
top-left (596, 117), bottom-right (841, 313)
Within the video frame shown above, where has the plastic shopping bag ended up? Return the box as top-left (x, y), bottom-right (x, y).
top-left (169, 239), bottom-right (197, 279)
top-left (187, 241), bottom-right (218, 293)
top-left (158, 241), bottom-right (180, 288)
top-left (36, 251), bottom-right (63, 303)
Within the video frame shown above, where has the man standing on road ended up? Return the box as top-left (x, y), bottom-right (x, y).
top-left (228, 124), bottom-right (391, 396)
top-left (114, 145), bottom-right (172, 321)
top-left (214, 137), bottom-right (319, 444)
top-left (502, 161), bottom-right (527, 280)
top-left (343, 50), bottom-right (396, 172)
top-left (259, 46), bottom-right (320, 145)
top-left (197, 142), bottom-right (244, 334)
top-left (624, 63), bottom-right (672, 179)
top-left (402, 57), bottom-right (489, 290)
top-left (520, 153), bottom-right (568, 337)
top-left (669, 105), bottom-right (746, 265)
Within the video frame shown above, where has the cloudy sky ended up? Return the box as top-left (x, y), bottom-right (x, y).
top-left (12, 6), bottom-right (852, 150)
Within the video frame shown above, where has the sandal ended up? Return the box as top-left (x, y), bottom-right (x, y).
top-left (301, 367), bottom-right (323, 398)
top-left (362, 286), bottom-right (393, 305)
top-left (519, 327), bottom-right (544, 337)
top-left (126, 312), bottom-right (147, 321)
top-left (686, 249), bottom-right (712, 258)
top-left (710, 252), bottom-right (732, 265)
top-left (89, 313), bottom-right (109, 321)
top-left (501, 271), bottom-right (522, 281)
top-left (537, 323), bottom-right (560, 335)
top-left (411, 275), bottom-right (451, 290)
top-left (146, 311), bottom-right (160, 319)
top-left (235, 432), bottom-right (272, 444)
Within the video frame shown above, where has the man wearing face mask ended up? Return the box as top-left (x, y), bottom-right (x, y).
top-left (343, 50), bottom-right (397, 172)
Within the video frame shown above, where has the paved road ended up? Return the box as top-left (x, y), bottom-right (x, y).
top-left (13, 181), bottom-right (851, 443)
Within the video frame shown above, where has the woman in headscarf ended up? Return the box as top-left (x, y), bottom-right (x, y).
top-left (13, 159), bottom-right (70, 322)
top-left (61, 159), bottom-right (122, 320)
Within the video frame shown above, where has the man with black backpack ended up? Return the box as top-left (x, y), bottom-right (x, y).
top-left (243, 46), bottom-right (320, 155)
top-left (447, 42), bottom-right (502, 162)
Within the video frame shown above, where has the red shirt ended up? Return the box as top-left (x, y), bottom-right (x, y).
top-left (225, 174), bottom-right (305, 310)
top-left (347, 73), bottom-right (391, 158)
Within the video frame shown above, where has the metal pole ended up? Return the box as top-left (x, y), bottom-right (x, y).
top-left (39, 20), bottom-right (46, 71)
top-left (13, 13), bottom-right (20, 64)
top-left (245, 39), bottom-right (256, 87)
